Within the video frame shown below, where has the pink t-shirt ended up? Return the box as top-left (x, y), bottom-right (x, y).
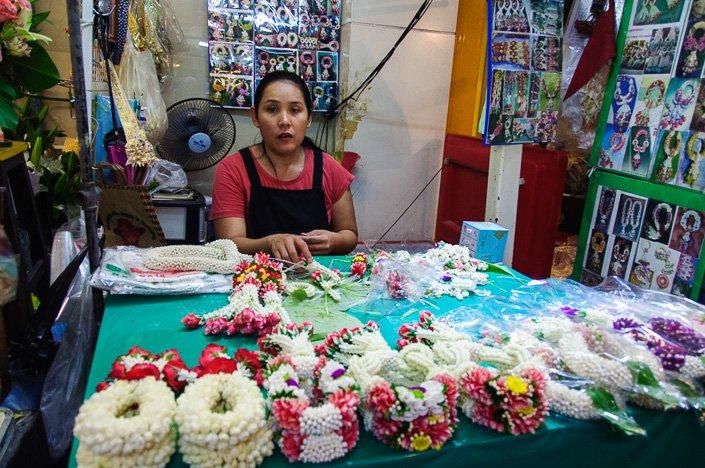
top-left (210, 147), bottom-right (354, 222)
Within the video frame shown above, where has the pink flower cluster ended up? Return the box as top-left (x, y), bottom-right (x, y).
top-left (267, 353), bottom-right (360, 462)
top-left (460, 367), bottom-right (548, 435)
top-left (396, 310), bottom-right (439, 348)
top-left (366, 374), bottom-right (459, 452)
top-left (386, 270), bottom-right (408, 300)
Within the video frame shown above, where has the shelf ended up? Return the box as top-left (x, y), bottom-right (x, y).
top-left (0, 142), bottom-right (28, 162)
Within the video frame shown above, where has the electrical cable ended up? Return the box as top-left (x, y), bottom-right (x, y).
top-left (371, 162), bottom-right (444, 249)
top-left (315, 0), bottom-right (434, 150)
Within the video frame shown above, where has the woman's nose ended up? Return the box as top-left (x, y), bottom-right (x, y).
top-left (279, 113), bottom-right (291, 127)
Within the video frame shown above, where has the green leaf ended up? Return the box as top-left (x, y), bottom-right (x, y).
top-left (0, 82), bottom-right (17, 100)
top-left (289, 288), bottom-right (310, 302)
top-left (29, 136), bottom-right (42, 168)
top-left (627, 361), bottom-right (681, 409)
top-left (670, 379), bottom-right (705, 410)
top-left (587, 387), bottom-right (646, 436)
top-left (485, 263), bottom-right (515, 276)
top-left (11, 42), bottom-right (60, 93)
top-left (30, 11), bottom-right (50, 29)
top-left (0, 98), bottom-right (19, 131)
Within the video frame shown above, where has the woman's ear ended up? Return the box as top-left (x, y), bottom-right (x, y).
top-left (249, 107), bottom-right (259, 128)
top-left (307, 115), bottom-right (312, 128)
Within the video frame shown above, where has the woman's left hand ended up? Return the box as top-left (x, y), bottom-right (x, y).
top-left (301, 229), bottom-right (337, 255)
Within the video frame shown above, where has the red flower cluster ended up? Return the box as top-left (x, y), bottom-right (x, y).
top-left (233, 252), bottom-right (285, 295)
top-left (460, 367), bottom-right (548, 435)
top-left (97, 346), bottom-right (191, 393)
top-left (349, 252), bottom-right (369, 278)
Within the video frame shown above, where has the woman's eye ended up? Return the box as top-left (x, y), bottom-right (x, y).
top-left (268, 106), bottom-right (277, 113)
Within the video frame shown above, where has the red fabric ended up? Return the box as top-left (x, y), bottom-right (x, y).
top-left (210, 147), bottom-right (354, 222)
top-left (564, 0), bottom-right (616, 100)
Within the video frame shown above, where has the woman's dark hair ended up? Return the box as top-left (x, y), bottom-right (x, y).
top-left (253, 71), bottom-right (322, 151)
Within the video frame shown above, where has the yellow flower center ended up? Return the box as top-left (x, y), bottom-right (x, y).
top-left (517, 406), bottom-right (536, 417)
top-left (410, 434), bottom-right (432, 452)
top-left (506, 375), bottom-right (528, 394)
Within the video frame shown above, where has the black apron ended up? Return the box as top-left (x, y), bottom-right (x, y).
top-left (240, 146), bottom-right (330, 238)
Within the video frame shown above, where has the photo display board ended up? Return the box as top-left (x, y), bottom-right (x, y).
top-left (592, 0), bottom-right (705, 193)
top-left (575, 170), bottom-right (705, 302)
top-left (483, 0), bottom-right (565, 145)
top-left (206, 0), bottom-right (341, 112)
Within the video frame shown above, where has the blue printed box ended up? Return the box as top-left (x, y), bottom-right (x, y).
top-left (459, 221), bottom-right (508, 263)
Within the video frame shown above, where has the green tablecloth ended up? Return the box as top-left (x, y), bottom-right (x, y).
top-left (70, 257), bottom-right (705, 467)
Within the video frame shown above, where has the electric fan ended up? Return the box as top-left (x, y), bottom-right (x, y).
top-left (157, 98), bottom-right (236, 171)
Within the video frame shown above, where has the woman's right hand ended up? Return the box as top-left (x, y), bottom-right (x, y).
top-left (267, 234), bottom-right (313, 263)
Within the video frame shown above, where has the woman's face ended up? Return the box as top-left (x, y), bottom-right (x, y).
top-left (251, 80), bottom-right (311, 155)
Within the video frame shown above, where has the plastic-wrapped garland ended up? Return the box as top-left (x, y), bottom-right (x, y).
top-left (265, 355), bottom-right (360, 463)
top-left (74, 378), bottom-right (177, 467)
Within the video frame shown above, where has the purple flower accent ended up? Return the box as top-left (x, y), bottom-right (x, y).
top-left (613, 317), bottom-right (640, 330)
top-left (410, 385), bottom-right (426, 393)
top-left (650, 317), bottom-right (705, 356)
top-left (561, 306), bottom-right (579, 317)
top-left (286, 378), bottom-right (299, 388)
top-left (441, 274), bottom-right (452, 283)
top-left (331, 368), bottom-right (345, 379)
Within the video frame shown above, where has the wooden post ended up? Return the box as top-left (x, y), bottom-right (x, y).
top-left (485, 145), bottom-right (522, 266)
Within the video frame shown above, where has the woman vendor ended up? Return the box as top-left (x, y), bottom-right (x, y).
top-left (211, 71), bottom-right (357, 262)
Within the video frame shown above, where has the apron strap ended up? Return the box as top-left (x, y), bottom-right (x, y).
top-left (240, 147), bottom-right (262, 188)
top-left (312, 148), bottom-right (324, 190)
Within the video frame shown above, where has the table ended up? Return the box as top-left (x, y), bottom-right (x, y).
top-left (70, 257), bottom-right (705, 467)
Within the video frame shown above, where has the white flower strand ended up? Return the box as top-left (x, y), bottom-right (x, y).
top-left (144, 240), bottom-right (251, 274)
top-left (176, 372), bottom-right (273, 467)
top-left (74, 378), bottom-right (176, 467)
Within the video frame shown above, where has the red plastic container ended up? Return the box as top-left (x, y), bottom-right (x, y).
top-left (435, 135), bottom-right (567, 278)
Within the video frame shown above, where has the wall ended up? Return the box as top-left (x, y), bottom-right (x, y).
top-left (342, 0), bottom-right (458, 242)
top-left (39, 0), bottom-right (460, 243)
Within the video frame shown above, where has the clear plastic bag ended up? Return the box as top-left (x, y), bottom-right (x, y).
top-left (89, 246), bottom-right (232, 295)
top-left (143, 159), bottom-right (188, 193)
top-left (119, 36), bottom-right (168, 143)
top-left (39, 261), bottom-right (95, 459)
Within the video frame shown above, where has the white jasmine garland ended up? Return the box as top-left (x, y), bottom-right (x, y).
top-left (298, 433), bottom-right (348, 463)
top-left (545, 381), bottom-right (599, 420)
top-left (286, 281), bottom-right (317, 298)
top-left (74, 378), bottom-right (176, 467)
top-left (144, 239), bottom-right (251, 274)
top-left (175, 372), bottom-right (273, 467)
top-left (201, 283), bottom-right (291, 327)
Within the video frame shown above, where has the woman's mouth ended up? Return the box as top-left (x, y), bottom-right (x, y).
top-left (277, 132), bottom-right (294, 140)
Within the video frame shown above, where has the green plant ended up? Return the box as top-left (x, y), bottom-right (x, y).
top-left (0, 0), bottom-right (60, 132)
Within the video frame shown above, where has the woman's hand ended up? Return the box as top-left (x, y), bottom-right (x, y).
top-left (301, 230), bottom-right (337, 255)
top-left (267, 233), bottom-right (312, 263)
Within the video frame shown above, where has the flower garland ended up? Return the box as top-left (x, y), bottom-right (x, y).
top-left (143, 239), bottom-right (251, 274)
top-left (459, 366), bottom-right (548, 435)
top-left (96, 346), bottom-right (196, 393)
top-left (181, 253), bottom-right (291, 336)
top-left (397, 312), bottom-right (548, 434)
top-left (613, 317), bottom-right (705, 378)
top-left (265, 356), bottom-right (360, 463)
top-left (321, 321), bottom-right (459, 452)
top-left (75, 378), bottom-right (177, 467)
top-left (175, 371), bottom-right (274, 467)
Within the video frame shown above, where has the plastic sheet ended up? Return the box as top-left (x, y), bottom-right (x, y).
top-left (557, 0), bottom-right (626, 150)
top-left (39, 260), bottom-right (95, 459)
top-left (90, 247), bottom-right (232, 295)
top-left (119, 36), bottom-right (168, 143)
top-left (142, 159), bottom-right (187, 193)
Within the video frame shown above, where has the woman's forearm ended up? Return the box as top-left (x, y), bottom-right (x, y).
top-left (331, 230), bottom-right (358, 255)
top-left (229, 236), bottom-right (272, 255)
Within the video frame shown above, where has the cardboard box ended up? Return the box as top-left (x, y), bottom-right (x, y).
top-left (460, 221), bottom-right (508, 263)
